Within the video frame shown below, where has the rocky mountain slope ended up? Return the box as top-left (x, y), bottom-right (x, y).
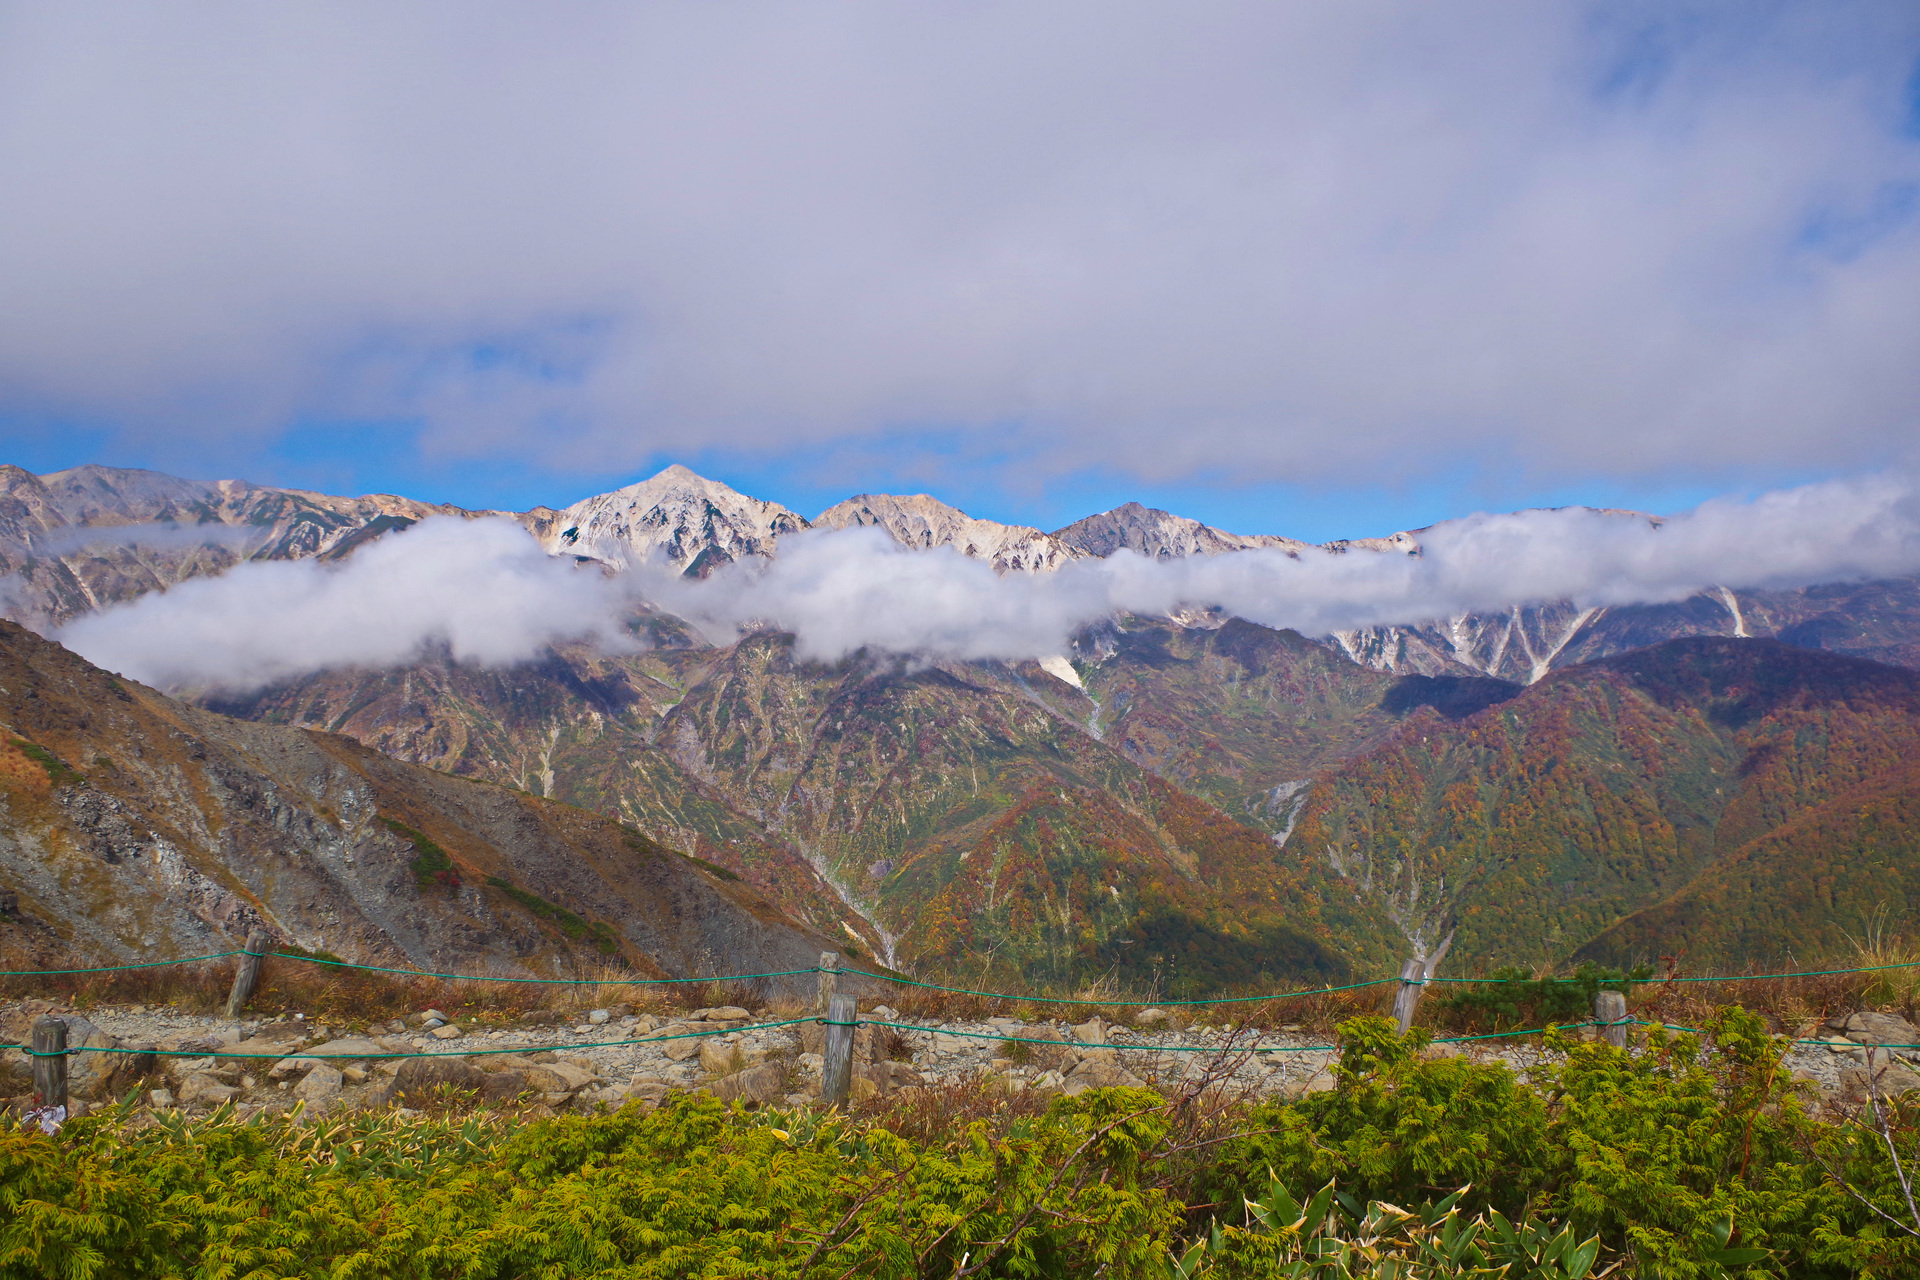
top-left (211, 613), bottom-right (1530, 991)
top-left (1331, 579), bottom-right (1920, 684)
top-left (217, 624), bottom-right (1920, 985)
top-left (0, 621), bottom-right (839, 990)
top-left (1051, 501), bottom-right (1316, 560)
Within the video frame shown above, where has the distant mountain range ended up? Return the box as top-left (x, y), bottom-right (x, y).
top-left (8, 461), bottom-right (1916, 679)
top-left (5, 460), bottom-right (1920, 989)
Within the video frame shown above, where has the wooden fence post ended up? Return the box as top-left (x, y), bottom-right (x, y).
top-left (1594, 989), bottom-right (1628, 1049)
top-left (226, 930), bottom-right (275, 1020)
top-left (30, 1016), bottom-right (66, 1111)
top-left (822, 991), bottom-right (856, 1106)
top-left (817, 950), bottom-right (840, 1015)
top-left (1391, 957), bottom-right (1426, 1034)
top-left (1391, 933), bottom-right (1454, 1035)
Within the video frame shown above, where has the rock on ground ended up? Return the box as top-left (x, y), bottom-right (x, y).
top-left (709, 1063), bottom-right (785, 1104)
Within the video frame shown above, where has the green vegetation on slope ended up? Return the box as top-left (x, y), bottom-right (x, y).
top-left (378, 815), bottom-right (460, 892)
top-left (482, 876), bottom-right (620, 953)
top-left (8, 737), bottom-right (79, 788)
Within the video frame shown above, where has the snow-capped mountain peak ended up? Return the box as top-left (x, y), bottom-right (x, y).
top-left (526, 464), bottom-right (810, 575)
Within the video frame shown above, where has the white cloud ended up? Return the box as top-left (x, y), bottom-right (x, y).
top-left (54, 471), bottom-right (1920, 690)
top-left (0, 3), bottom-right (1916, 488)
top-left (55, 517), bottom-right (637, 691)
top-left (667, 473), bottom-right (1920, 661)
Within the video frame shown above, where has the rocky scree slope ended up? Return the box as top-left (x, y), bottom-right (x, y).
top-left (0, 621), bottom-right (840, 989)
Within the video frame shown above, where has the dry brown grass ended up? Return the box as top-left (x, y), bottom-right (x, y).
top-left (849, 1072), bottom-right (1058, 1143)
top-left (0, 951), bottom-right (801, 1031)
top-left (866, 972), bottom-right (1392, 1037)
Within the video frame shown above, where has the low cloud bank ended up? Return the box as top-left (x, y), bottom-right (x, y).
top-left (666, 473), bottom-right (1920, 661)
top-left (55, 517), bottom-right (638, 691)
top-left (48, 473), bottom-right (1920, 691)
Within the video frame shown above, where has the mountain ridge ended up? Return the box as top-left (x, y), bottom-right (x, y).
top-left (13, 460), bottom-right (1915, 685)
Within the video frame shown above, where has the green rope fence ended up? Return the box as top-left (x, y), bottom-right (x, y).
top-left (7, 949), bottom-right (1920, 1003)
top-left (834, 969), bottom-right (1399, 1006)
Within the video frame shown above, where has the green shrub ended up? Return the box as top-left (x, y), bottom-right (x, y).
top-left (1436, 962), bottom-right (1652, 1032)
top-left (1203, 1016), bottom-right (1552, 1217)
top-left (4, 1011), bottom-right (1919, 1277)
top-left (1539, 1007), bottom-right (1881, 1278)
top-left (11, 738), bottom-right (79, 788)
top-left (379, 816), bottom-right (461, 892)
top-left (0, 1090), bottom-right (1181, 1279)
top-left (482, 876), bottom-right (621, 954)
top-left (1169, 1177), bottom-right (1619, 1279)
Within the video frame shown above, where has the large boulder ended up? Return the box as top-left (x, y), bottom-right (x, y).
top-left (854, 1060), bottom-right (924, 1096)
top-left (660, 1025), bottom-right (705, 1061)
top-left (1840, 1059), bottom-right (1920, 1106)
top-left (477, 1071), bottom-right (533, 1101)
top-left (1013, 1026), bottom-right (1068, 1071)
top-left (91, 1042), bottom-right (160, 1101)
top-left (1070, 1018), bottom-right (1108, 1046)
top-left (294, 1064), bottom-right (345, 1108)
top-left (284, 1036), bottom-right (389, 1063)
top-left (1060, 1049), bottom-right (1146, 1096)
top-left (250, 1019), bottom-right (310, 1042)
top-left (515, 1061), bottom-right (600, 1095)
top-left (691, 1007), bottom-right (751, 1023)
top-left (382, 1055), bottom-right (490, 1104)
top-left (177, 1072), bottom-right (239, 1107)
top-left (698, 1038), bottom-right (739, 1075)
top-left (1834, 1012), bottom-right (1920, 1059)
top-left (799, 1020), bottom-right (879, 1063)
top-left (709, 1063), bottom-right (784, 1105)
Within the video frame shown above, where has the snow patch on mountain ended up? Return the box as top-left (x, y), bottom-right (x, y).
top-left (1050, 501), bottom-right (1314, 560)
top-left (813, 493), bottom-right (1080, 573)
top-left (1036, 654), bottom-right (1083, 689)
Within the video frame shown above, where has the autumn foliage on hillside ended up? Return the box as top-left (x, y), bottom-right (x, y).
top-left (1292, 639), bottom-right (1920, 972)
